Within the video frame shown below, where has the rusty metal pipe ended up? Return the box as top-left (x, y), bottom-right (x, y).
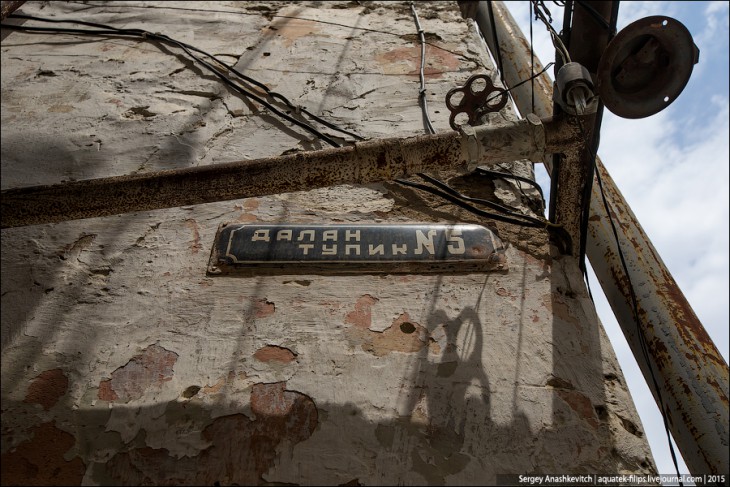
top-left (0, 1), bottom-right (25, 21)
top-left (1, 116), bottom-right (560, 229)
top-left (472, 0), bottom-right (729, 475)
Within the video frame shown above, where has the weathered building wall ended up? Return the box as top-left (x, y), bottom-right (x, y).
top-left (1, 1), bottom-right (655, 485)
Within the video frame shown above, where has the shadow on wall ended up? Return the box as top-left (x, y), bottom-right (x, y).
top-left (0, 294), bottom-right (650, 486)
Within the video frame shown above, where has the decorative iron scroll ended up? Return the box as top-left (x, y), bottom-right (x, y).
top-left (207, 223), bottom-right (507, 275)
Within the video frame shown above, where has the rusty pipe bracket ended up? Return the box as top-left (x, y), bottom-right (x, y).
top-left (526, 113), bottom-right (546, 157)
top-left (468, 114), bottom-right (548, 170)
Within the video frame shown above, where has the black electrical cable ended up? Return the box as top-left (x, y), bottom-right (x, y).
top-left (4, 21), bottom-right (340, 147)
top-left (530, 0), bottom-right (570, 64)
top-left (475, 168), bottom-right (545, 203)
top-left (575, 1), bottom-right (611, 31)
top-left (4, 14), bottom-right (364, 146)
top-left (561, 1), bottom-right (573, 62)
top-left (417, 173), bottom-right (547, 225)
top-left (409, 2), bottom-right (436, 136)
top-left (394, 178), bottom-right (543, 228)
top-left (484, 62), bottom-right (555, 107)
top-left (402, 4), bottom-right (550, 232)
top-left (487, 166), bottom-right (536, 208)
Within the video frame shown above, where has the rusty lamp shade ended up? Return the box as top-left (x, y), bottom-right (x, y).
top-left (597, 16), bottom-right (699, 119)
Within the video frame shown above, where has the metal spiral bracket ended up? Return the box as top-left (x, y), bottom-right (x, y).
top-left (445, 74), bottom-right (508, 130)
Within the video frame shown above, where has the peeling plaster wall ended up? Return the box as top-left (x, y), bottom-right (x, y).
top-left (1, 2), bottom-right (655, 485)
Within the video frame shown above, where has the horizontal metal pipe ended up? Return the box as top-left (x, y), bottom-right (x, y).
top-left (477, 1), bottom-right (729, 475)
top-left (1, 116), bottom-right (563, 228)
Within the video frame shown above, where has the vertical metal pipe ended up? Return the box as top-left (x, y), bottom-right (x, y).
top-left (467, 0), bottom-right (729, 475)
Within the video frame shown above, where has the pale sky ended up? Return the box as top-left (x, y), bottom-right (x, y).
top-left (511, 1), bottom-right (729, 480)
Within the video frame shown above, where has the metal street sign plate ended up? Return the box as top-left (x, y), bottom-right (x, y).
top-left (207, 223), bottom-right (507, 275)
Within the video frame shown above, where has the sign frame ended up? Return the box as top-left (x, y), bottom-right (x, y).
top-left (207, 223), bottom-right (508, 276)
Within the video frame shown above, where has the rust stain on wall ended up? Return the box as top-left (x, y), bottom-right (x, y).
top-left (104, 382), bottom-right (317, 485)
top-left (0, 422), bottom-right (85, 486)
top-left (23, 368), bottom-right (68, 411)
top-left (97, 344), bottom-right (178, 402)
top-left (254, 345), bottom-right (297, 363)
top-left (184, 219), bottom-right (202, 253)
top-left (344, 294), bottom-right (379, 329)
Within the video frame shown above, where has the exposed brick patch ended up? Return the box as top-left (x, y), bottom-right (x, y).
top-left (237, 213), bottom-right (258, 223)
top-left (242, 198), bottom-right (259, 212)
top-left (23, 368), bottom-right (68, 410)
top-left (254, 299), bottom-right (276, 318)
top-left (97, 344), bottom-right (178, 402)
top-left (344, 294), bottom-right (378, 329)
top-left (0, 421), bottom-right (85, 486)
top-left (236, 198), bottom-right (260, 223)
top-left (557, 389), bottom-right (599, 428)
top-left (254, 345), bottom-right (297, 363)
top-left (97, 379), bottom-right (118, 401)
top-left (105, 382), bottom-right (317, 485)
top-left (376, 44), bottom-right (459, 79)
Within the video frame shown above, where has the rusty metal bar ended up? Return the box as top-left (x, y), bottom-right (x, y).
top-left (554, 1), bottom-right (617, 263)
top-left (0, 1), bottom-right (25, 21)
top-left (470, 0), bottom-right (729, 475)
top-left (1, 115), bottom-right (567, 229)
